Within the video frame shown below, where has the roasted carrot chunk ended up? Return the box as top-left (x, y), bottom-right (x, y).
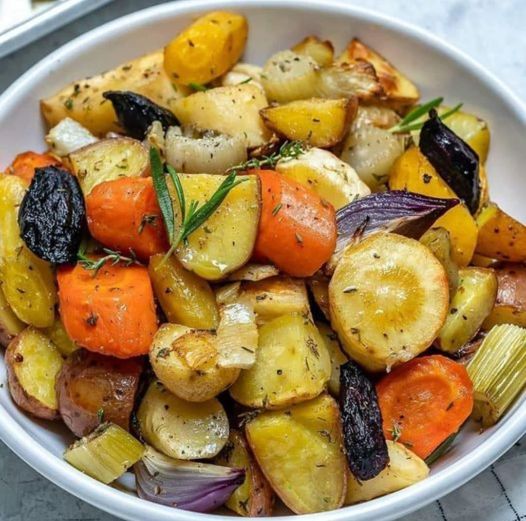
top-left (7, 151), bottom-right (61, 183)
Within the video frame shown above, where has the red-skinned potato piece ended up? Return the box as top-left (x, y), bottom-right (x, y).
top-left (86, 177), bottom-right (168, 261)
top-left (252, 169), bottom-right (337, 277)
top-left (56, 349), bottom-right (143, 436)
top-left (57, 262), bottom-right (158, 358)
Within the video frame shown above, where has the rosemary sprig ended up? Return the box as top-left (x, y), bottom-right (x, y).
top-left (77, 246), bottom-right (138, 276)
top-left (389, 97), bottom-right (463, 134)
top-left (227, 140), bottom-right (306, 173)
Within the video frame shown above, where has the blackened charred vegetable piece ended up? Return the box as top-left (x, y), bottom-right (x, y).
top-left (19, 166), bottom-right (85, 264)
top-left (339, 360), bottom-right (389, 480)
top-left (103, 90), bottom-right (179, 139)
top-left (420, 109), bottom-right (480, 214)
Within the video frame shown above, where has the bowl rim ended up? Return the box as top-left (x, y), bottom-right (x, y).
top-left (0, 1), bottom-right (525, 520)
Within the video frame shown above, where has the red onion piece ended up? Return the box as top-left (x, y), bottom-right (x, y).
top-left (135, 446), bottom-right (245, 512)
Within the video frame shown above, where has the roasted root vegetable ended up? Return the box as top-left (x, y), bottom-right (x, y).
top-left (215, 430), bottom-right (274, 516)
top-left (221, 63), bottom-right (264, 89)
top-left (42, 316), bottom-right (77, 356)
top-left (467, 324), bottom-right (526, 426)
top-left (45, 117), bottom-right (98, 156)
top-left (227, 263), bottom-right (279, 282)
top-left (329, 232), bottom-right (449, 372)
top-left (377, 355), bottom-right (473, 459)
top-left (308, 273), bottom-right (330, 320)
top-left (475, 203), bottom-right (526, 262)
top-left (172, 85), bottom-right (271, 148)
top-left (19, 166), bottom-right (86, 264)
top-left (483, 264), bottom-right (526, 329)
top-left (389, 147), bottom-right (478, 266)
top-left (56, 349), bottom-right (143, 437)
top-left (5, 327), bottom-right (63, 420)
top-left (102, 90), bottom-right (178, 140)
top-left (57, 261), bottom-right (158, 358)
top-left (229, 314), bottom-right (330, 409)
top-left (436, 268), bottom-right (497, 354)
top-left (164, 11), bottom-right (248, 86)
top-left (0, 287), bottom-right (24, 348)
top-left (149, 254), bottom-right (219, 329)
top-left (0, 175), bottom-right (56, 327)
top-left (136, 445), bottom-right (246, 513)
top-left (253, 169), bottom-right (337, 278)
top-left (317, 322), bottom-right (348, 396)
top-left (339, 360), bottom-right (388, 480)
top-left (275, 147), bottom-right (370, 209)
top-left (292, 36), bottom-right (334, 67)
top-left (70, 137), bottom-right (150, 195)
top-left (149, 323), bottom-right (240, 402)
top-left (64, 422), bottom-right (144, 484)
top-left (171, 173), bottom-right (260, 280)
top-left (345, 441), bottom-right (429, 504)
top-left (6, 151), bottom-right (61, 183)
top-left (86, 177), bottom-right (168, 261)
top-left (245, 393), bottom-right (347, 514)
top-left (260, 98), bottom-right (357, 148)
top-left (137, 380), bottom-right (229, 459)
top-left (41, 50), bottom-right (186, 135)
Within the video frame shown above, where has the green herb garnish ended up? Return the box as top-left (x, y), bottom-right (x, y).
top-left (390, 421), bottom-right (402, 442)
top-left (188, 82), bottom-right (209, 92)
top-left (77, 244), bottom-right (138, 276)
top-left (97, 408), bottom-right (105, 424)
top-left (238, 77), bottom-right (253, 85)
top-left (388, 97), bottom-right (463, 134)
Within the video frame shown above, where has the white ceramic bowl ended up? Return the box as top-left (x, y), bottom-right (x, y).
top-left (1, 1), bottom-right (525, 520)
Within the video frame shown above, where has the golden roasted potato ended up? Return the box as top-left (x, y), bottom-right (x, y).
top-left (0, 285), bottom-right (24, 348)
top-left (345, 441), bottom-right (429, 504)
top-left (389, 147), bottom-right (478, 266)
top-left (260, 98), bottom-right (357, 148)
top-left (149, 254), bottom-right (219, 329)
top-left (42, 316), bottom-right (78, 356)
top-left (172, 85), bottom-right (272, 148)
top-left (215, 430), bottom-right (274, 516)
top-left (0, 175), bottom-right (56, 327)
top-left (137, 380), bottom-right (229, 459)
top-left (164, 11), bottom-right (248, 86)
top-left (41, 50), bottom-right (186, 135)
top-left (483, 264), bottom-right (526, 329)
top-left (437, 268), bottom-right (497, 353)
top-left (276, 147), bottom-right (370, 209)
top-left (70, 138), bottom-right (149, 194)
top-left (475, 203), bottom-right (526, 262)
top-left (292, 36), bottom-right (334, 67)
top-left (56, 350), bottom-right (143, 436)
top-left (308, 273), bottom-right (331, 320)
top-left (229, 314), bottom-right (331, 409)
top-left (5, 328), bottom-right (63, 420)
top-left (150, 323), bottom-right (240, 402)
top-left (170, 174), bottom-right (260, 280)
top-left (330, 233), bottom-right (449, 372)
top-left (317, 322), bottom-right (348, 396)
top-left (341, 39), bottom-right (419, 110)
top-left (245, 393), bottom-right (347, 514)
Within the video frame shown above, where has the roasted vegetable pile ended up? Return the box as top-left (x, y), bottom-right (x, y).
top-left (1, 9), bottom-right (526, 516)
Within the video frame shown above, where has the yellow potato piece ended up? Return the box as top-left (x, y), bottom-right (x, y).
top-left (317, 322), bottom-right (348, 396)
top-left (246, 394), bottom-right (347, 514)
top-left (291, 36), bottom-right (334, 67)
top-left (164, 11), bottom-right (248, 86)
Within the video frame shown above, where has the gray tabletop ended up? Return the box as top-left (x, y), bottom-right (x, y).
top-left (0, 1), bottom-right (525, 520)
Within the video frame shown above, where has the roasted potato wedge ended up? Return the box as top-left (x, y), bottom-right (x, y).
top-left (229, 314), bottom-right (331, 409)
top-left (345, 441), bottom-right (429, 504)
top-left (137, 380), bottom-right (229, 459)
top-left (42, 316), bottom-right (78, 356)
top-left (0, 285), bottom-right (24, 348)
top-left (5, 328), bottom-right (63, 420)
top-left (169, 174), bottom-right (260, 280)
top-left (276, 147), bottom-right (370, 209)
top-left (317, 322), bottom-right (348, 396)
top-left (341, 39), bottom-right (419, 110)
top-left (246, 393), bottom-right (347, 514)
top-left (437, 268), bottom-right (497, 354)
top-left (56, 349), bottom-right (143, 437)
top-left (330, 233), bottom-right (449, 372)
top-left (41, 50), bottom-right (186, 135)
top-left (260, 98), bottom-right (357, 148)
top-left (483, 264), bottom-right (526, 329)
top-left (150, 323), bottom-right (240, 402)
top-left (389, 147), bottom-right (478, 266)
top-left (476, 203), bottom-right (526, 262)
top-left (215, 429), bottom-right (274, 516)
top-left (0, 175), bottom-right (56, 327)
top-left (291, 36), bottom-right (334, 67)
top-left (149, 254), bottom-right (219, 329)
top-left (172, 85), bottom-right (272, 148)
top-left (70, 138), bottom-right (149, 194)
top-left (308, 273), bottom-right (331, 320)
top-left (164, 11), bottom-right (248, 86)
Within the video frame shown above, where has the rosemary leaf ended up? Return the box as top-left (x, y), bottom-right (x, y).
top-left (150, 148), bottom-right (175, 243)
top-left (389, 97), bottom-right (444, 134)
